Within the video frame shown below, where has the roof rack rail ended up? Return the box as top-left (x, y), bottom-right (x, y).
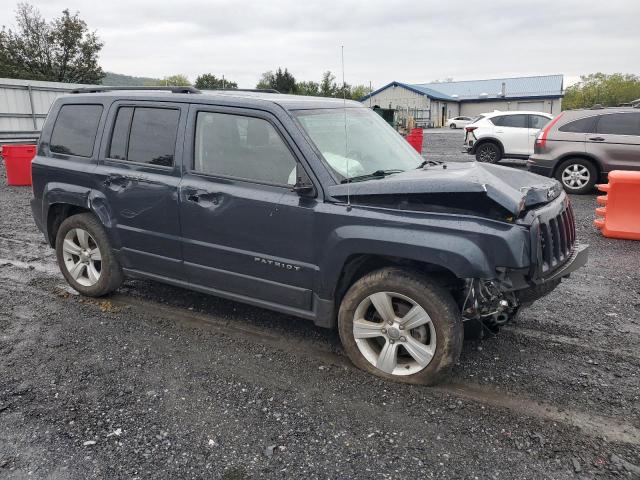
top-left (203, 88), bottom-right (280, 94)
top-left (70, 86), bottom-right (201, 94)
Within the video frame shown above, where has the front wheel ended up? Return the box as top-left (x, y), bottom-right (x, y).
top-left (55, 213), bottom-right (123, 296)
top-left (450, 123), bottom-right (457, 129)
top-left (338, 268), bottom-right (463, 385)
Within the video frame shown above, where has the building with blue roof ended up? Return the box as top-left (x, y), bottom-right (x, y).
top-left (360, 75), bottom-right (564, 127)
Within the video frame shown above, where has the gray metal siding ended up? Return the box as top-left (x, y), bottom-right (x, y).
top-left (0, 78), bottom-right (99, 144)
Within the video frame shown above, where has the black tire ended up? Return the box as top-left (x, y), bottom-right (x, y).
top-left (450, 123), bottom-right (457, 129)
top-left (338, 268), bottom-right (463, 385)
top-left (554, 158), bottom-right (597, 194)
top-left (55, 213), bottom-right (123, 297)
top-left (475, 142), bottom-right (501, 163)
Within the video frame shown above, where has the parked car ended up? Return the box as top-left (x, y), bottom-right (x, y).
top-left (528, 106), bottom-right (640, 193)
top-left (447, 116), bottom-right (473, 129)
top-left (30, 87), bottom-right (587, 385)
top-left (464, 111), bottom-right (553, 163)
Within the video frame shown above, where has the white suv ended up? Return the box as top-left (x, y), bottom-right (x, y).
top-left (463, 111), bottom-right (553, 163)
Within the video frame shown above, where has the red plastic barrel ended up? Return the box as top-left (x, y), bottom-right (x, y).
top-left (405, 128), bottom-right (424, 153)
top-left (2, 144), bottom-right (36, 186)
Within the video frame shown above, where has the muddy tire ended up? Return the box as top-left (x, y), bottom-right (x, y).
top-left (55, 213), bottom-right (123, 297)
top-left (338, 268), bottom-right (463, 385)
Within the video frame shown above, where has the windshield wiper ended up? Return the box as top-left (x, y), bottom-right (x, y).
top-left (341, 169), bottom-right (404, 183)
top-left (417, 159), bottom-right (443, 169)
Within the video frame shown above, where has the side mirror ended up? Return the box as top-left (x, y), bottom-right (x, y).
top-left (290, 164), bottom-right (315, 196)
top-left (291, 178), bottom-right (314, 195)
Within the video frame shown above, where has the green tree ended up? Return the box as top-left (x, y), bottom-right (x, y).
top-left (296, 80), bottom-right (320, 96)
top-left (0, 3), bottom-right (104, 83)
top-left (195, 73), bottom-right (237, 90)
top-left (563, 73), bottom-right (640, 110)
top-left (320, 71), bottom-right (337, 97)
top-left (256, 68), bottom-right (296, 93)
top-left (350, 84), bottom-right (368, 101)
top-left (256, 70), bottom-right (275, 90)
top-left (145, 74), bottom-right (191, 86)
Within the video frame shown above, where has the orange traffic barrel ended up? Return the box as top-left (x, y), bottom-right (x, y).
top-left (594, 170), bottom-right (640, 240)
top-left (2, 144), bottom-right (36, 186)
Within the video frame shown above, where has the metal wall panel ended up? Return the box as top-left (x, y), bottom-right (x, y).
top-left (0, 77), bottom-right (99, 144)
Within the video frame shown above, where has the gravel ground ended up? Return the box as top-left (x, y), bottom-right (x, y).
top-left (0, 130), bottom-right (639, 479)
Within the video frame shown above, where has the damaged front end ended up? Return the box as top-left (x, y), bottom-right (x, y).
top-left (461, 278), bottom-right (520, 334)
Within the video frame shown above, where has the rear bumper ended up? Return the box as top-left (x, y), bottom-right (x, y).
top-left (30, 198), bottom-right (45, 234)
top-left (526, 158), bottom-right (554, 177)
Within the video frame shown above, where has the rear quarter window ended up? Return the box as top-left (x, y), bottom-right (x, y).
top-left (49, 104), bottom-right (103, 157)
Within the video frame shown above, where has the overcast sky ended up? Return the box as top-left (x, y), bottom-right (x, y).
top-left (3, 0), bottom-right (639, 88)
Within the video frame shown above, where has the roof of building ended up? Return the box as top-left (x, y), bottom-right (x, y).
top-left (361, 75), bottom-right (564, 103)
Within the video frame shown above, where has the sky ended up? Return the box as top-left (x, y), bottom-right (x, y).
top-left (3, 0), bottom-right (639, 89)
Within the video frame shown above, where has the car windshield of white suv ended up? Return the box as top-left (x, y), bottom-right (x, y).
top-left (294, 108), bottom-right (424, 182)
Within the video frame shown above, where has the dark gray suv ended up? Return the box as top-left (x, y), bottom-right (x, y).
top-left (528, 106), bottom-right (640, 194)
top-left (30, 87), bottom-right (587, 385)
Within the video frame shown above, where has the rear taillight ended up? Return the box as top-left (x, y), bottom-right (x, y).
top-left (536, 113), bottom-right (564, 149)
top-left (465, 126), bottom-right (478, 133)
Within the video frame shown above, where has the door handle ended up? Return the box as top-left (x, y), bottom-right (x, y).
top-left (103, 174), bottom-right (133, 188)
top-left (186, 189), bottom-right (219, 205)
top-left (589, 136), bottom-right (605, 142)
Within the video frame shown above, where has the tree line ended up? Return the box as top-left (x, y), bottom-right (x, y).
top-left (562, 73), bottom-right (640, 110)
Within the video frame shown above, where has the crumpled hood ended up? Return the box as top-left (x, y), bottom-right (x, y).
top-left (327, 161), bottom-right (563, 216)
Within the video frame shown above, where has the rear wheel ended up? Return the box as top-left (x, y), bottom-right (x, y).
top-left (555, 158), bottom-right (597, 194)
top-left (450, 123), bottom-right (457, 129)
top-left (55, 213), bottom-right (123, 296)
top-left (338, 268), bottom-right (463, 385)
top-left (475, 142), bottom-right (501, 163)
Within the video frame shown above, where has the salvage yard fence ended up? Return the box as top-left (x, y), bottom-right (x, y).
top-left (0, 77), bottom-right (98, 145)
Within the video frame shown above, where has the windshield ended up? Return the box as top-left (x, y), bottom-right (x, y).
top-left (294, 108), bottom-right (424, 181)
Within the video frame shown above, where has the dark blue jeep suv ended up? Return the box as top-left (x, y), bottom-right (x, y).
top-left (30, 87), bottom-right (588, 384)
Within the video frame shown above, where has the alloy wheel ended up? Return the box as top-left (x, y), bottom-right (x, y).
top-left (62, 228), bottom-right (102, 287)
top-left (561, 164), bottom-right (590, 190)
top-left (352, 291), bottom-right (437, 376)
top-left (477, 144), bottom-right (498, 162)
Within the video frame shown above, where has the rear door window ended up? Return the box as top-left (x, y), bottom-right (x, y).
top-left (559, 116), bottom-right (597, 133)
top-left (107, 106), bottom-right (180, 166)
top-left (596, 113), bottom-right (640, 136)
top-left (529, 115), bottom-right (551, 129)
top-left (492, 115), bottom-right (527, 128)
top-left (50, 104), bottom-right (103, 157)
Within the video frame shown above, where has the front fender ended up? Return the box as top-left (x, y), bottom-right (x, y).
top-left (316, 218), bottom-right (530, 299)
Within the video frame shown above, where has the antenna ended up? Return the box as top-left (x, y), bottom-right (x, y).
top-left (341, 45), bottom-right (351, 209)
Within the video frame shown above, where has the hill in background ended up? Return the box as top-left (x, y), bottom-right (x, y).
top-left (101, 72), bottom-right (161, 86)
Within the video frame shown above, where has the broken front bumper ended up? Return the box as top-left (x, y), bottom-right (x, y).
top-left (540, 243), bottom-right (588, 283)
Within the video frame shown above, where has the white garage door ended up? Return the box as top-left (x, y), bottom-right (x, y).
top-left (517, 101), bottom-right (545, 112)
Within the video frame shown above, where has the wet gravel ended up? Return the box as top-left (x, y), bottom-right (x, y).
top-left (0, 131), bottom-right (639, 479)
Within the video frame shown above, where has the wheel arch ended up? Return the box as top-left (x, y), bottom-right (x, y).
top-left (474, 137), bottom-right (505, 155)
top-left (42, 184), bottom-right (116, 248)
top-left (332, 254), bottom-right (464, 308)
